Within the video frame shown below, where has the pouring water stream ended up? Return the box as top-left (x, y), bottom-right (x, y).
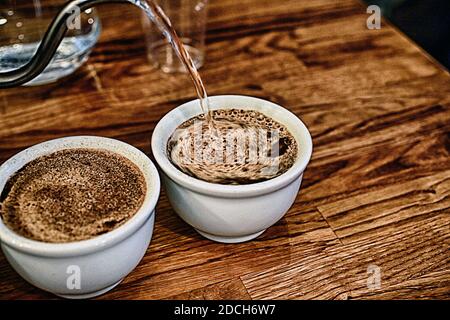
top-left (132, 0), bottom-right (211, 119)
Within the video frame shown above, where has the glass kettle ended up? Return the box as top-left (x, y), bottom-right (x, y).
top-left (0, 0), bottom-right (101, 86)
top-left (0, 0), bottom-right (184, 89)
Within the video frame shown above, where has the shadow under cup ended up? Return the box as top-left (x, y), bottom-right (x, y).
top-left (151, 95), bottom-right (313, 243)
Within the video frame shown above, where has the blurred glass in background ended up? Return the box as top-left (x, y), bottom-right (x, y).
top-left (141, 0), bottom-right (208, 73)
top-left (364, 0), bottom-right (450, 69)
top-left (0, 0), bottom-right (100, 86)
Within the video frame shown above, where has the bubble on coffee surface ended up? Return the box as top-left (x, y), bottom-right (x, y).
top-left (0, 149), bottom-right (146, 243)
top-left (167, 109), bottom-right (298, 184)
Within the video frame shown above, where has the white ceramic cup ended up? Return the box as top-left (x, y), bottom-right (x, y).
top-left (151, 95), bottom-right (313, 243)
top-left (0, 136), bottom-right (160, 299)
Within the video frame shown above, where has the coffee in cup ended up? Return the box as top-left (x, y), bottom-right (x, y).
top-left (167, 109), bottom-right (298, 184)
top-left (0, 148), bottom-right (146, 243)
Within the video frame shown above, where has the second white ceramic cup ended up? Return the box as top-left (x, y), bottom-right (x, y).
top-left (152, 95), bottom-right (313, 243)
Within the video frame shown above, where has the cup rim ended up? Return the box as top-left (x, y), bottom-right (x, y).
top-left (0, 136), bottom-right (160, 257)
top-left (151, 95), bottom-right (313, 198)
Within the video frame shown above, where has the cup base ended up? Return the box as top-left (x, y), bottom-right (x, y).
top-left (55, 279), bottom-right (123, 299)
top-left (195, 229), bottom-right (266, 243)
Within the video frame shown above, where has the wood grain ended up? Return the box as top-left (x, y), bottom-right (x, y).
top-left (0, 0), bottom-right (449, 300)
top-left (165, 278), bottom-right (251, 300)
top-left (242, 209), bottom-right (449, 299)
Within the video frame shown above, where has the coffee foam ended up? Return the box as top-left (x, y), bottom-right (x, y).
top-left (0, 149), bottom-right (146, 243)
top-left (167, 109), bottom-right (298, 184)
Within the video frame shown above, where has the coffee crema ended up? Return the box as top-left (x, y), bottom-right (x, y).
top-left (0, 149), bottom-right (146, 243)
top-left (167, 109), bottom-right (298, 184)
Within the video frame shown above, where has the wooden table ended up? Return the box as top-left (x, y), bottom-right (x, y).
top-left (0, 0), bottom-right (449, 300)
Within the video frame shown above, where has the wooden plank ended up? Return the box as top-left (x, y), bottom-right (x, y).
top-left (0, 0), bottom-right (448, 299)
top-left (163, 278), bottom-right (251, 300)
top-left (241, 211), bottom-right (449, 299)
top-left (349, 270), bottom-right (450, 300)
